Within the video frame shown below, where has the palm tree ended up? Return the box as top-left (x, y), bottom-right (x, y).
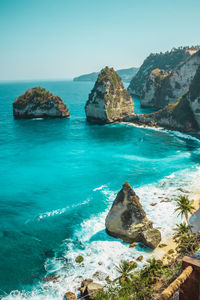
top-left (175, 195), bottom-right (195, 225)
top-left (173, 222), bottom-right (193, 240)
top-left (115, 260), bottom-right (136, 283)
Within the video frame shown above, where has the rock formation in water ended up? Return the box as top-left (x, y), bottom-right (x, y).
top-left (85, 67), bottom-right (134, 124)
top-left (13, 87), bottom-right (70, 119)
top-left (123, 65), bottom-right (200, 132)
top-left (105, 182), bottom-right (161, 249)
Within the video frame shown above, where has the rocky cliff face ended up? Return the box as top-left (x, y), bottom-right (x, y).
top-left (140, 68), bottom-right (169, 107)
top-left (123, 65), bottom-right (200, 133)
top-left (187, 65), bottom-right (200, 128)
top-left (85, 67), bottom-right (134, 124)
top-left (128, 48), bottom-right (195, 98)
top-left (13, 87), bottom-right (70, 119)
top-left (105, 182), bottom-right (161, 249)
top-left (141, 50), bottom-right (200, 108)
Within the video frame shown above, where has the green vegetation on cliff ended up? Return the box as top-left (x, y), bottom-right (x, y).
top-left (85, 67), bottom-right (134, 123)
top-left (189, 65), bottom-right (200, 102)
top-left (13, 86), bottom-right (69, 118)
top-left (128, 46), bottom-right (200, 97)
top-left (14, 87), bottom-right (60, 107)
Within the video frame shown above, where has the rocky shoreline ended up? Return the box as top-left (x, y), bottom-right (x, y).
top-left (62, 185), bottom-right (200, 299)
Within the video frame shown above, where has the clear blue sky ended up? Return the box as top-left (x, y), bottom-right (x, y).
top-left (1, 0), bottom-right (200, 80)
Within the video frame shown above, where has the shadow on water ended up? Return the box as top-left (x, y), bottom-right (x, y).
top-left (84, 121), bottom-right (141, 143)
top-left (13, 118), bottom-right (71, 143)
top-left (89, 229), bottom-right (152, 254)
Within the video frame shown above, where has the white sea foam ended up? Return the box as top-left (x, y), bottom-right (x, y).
top-left (3, 167), bottom-right (200, 300)
top-left (38, 208), bottom-right (67, 220)
top-left (121, 122), bottom-right (200, 144)
top-left (37, 198), bottom-right (91, 221)
top-left (93, 185), bottom-right (107, 191)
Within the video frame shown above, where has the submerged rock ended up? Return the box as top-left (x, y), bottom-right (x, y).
top-left (42, 273), bottom-right (60, 282)
top-left (75, 255), bottom-right (84, 263)
top-left (105, 182), bottom-right (161, 249)
top-left (13, 86), bottom-right (70, 119)
top-left (85, 66), bottom-right (134, 123)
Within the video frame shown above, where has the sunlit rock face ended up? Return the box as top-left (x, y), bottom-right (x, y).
top-left (128, 47), bottom-right (196, 99)
top-left (13, 87), bottom-right (70, 119)
top-left (127, 47), bottom-right (200, 109)
top-left (152, 50), bottom-right (200, 109)
top-left (123, 65), bottom-right (200, 133)
top-left (105, 182), bottom-right (161, 249)
top-left (85, 67), bottom-right (134, 124)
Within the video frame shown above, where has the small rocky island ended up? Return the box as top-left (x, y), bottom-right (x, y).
top-left (13, 87), bottom-right (70, 119)
top-left (105, 182), bottom-right (161, 249)
top-left (85, 67), bottom-right (134, 124)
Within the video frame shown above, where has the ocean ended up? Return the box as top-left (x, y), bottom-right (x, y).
top-left (0, 80), bottom-right (200, 299)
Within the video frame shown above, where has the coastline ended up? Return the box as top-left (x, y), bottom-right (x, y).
top-left (154, 188), bottom-right (200, 262)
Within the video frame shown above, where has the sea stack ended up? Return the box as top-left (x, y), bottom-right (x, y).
top-left (13, 87), bottom-right (70, 119)
top-left (85, 67), bottom-right (134, 124)
top-left (105, 182), bottom-right (161, 249)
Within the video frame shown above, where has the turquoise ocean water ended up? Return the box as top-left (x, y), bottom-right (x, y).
top-left (0, 80), bottom-right (200, 299)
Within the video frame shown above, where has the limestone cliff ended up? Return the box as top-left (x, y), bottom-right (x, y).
top-left (187, 65), bottom-right (200, 128)
top-left (128, 47), bottom-right (196, 98)
top-left (13, 87), bottom-right (70, 119)
top-left (85, 67), bottom-right (134, 124)
top-left (105, 182), bottom-right (161, 249)
top-left (142, 50), bottom-right (200, 109)
top-left (123, 65), bottom-right (200, 132)
top-left (141, 68), bottom-right (169, 107)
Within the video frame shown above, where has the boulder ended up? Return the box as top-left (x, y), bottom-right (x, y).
top-left (80, 278), bottom-right (103, 299)
top-left (85, 66), bottom-right (134, 124)
top-left (140, 228), bottom-right (162, 249)
top-left (64, 292), bottom-right (77, 300)
top-left (75, 255), bottom-right (84, 263)
top-left (86, 282), bottom-right (103, 299)
top-left (105, 182), bottom-right (161, 249)
top-left (13, 86), bottom-right (70, 119)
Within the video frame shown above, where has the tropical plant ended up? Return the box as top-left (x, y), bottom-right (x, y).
top-left (173, 222), bottom-right (193, 240)
top-left (175, 195), bottom-right (195, 224)
top-left (176, 232), bottom-right (200, 256)
top-left (139, 258), bottom-right (163, 284)
top-left (115, 260), bottom-right (136, 283)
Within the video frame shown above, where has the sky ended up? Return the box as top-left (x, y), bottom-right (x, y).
top-left (0, 0), bottom-right (200, 81)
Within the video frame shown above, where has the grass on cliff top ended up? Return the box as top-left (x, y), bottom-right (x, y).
top-left (14, 87), bottom-right (58, 105)
top-left (98, 66), bottom-right (122, 89)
